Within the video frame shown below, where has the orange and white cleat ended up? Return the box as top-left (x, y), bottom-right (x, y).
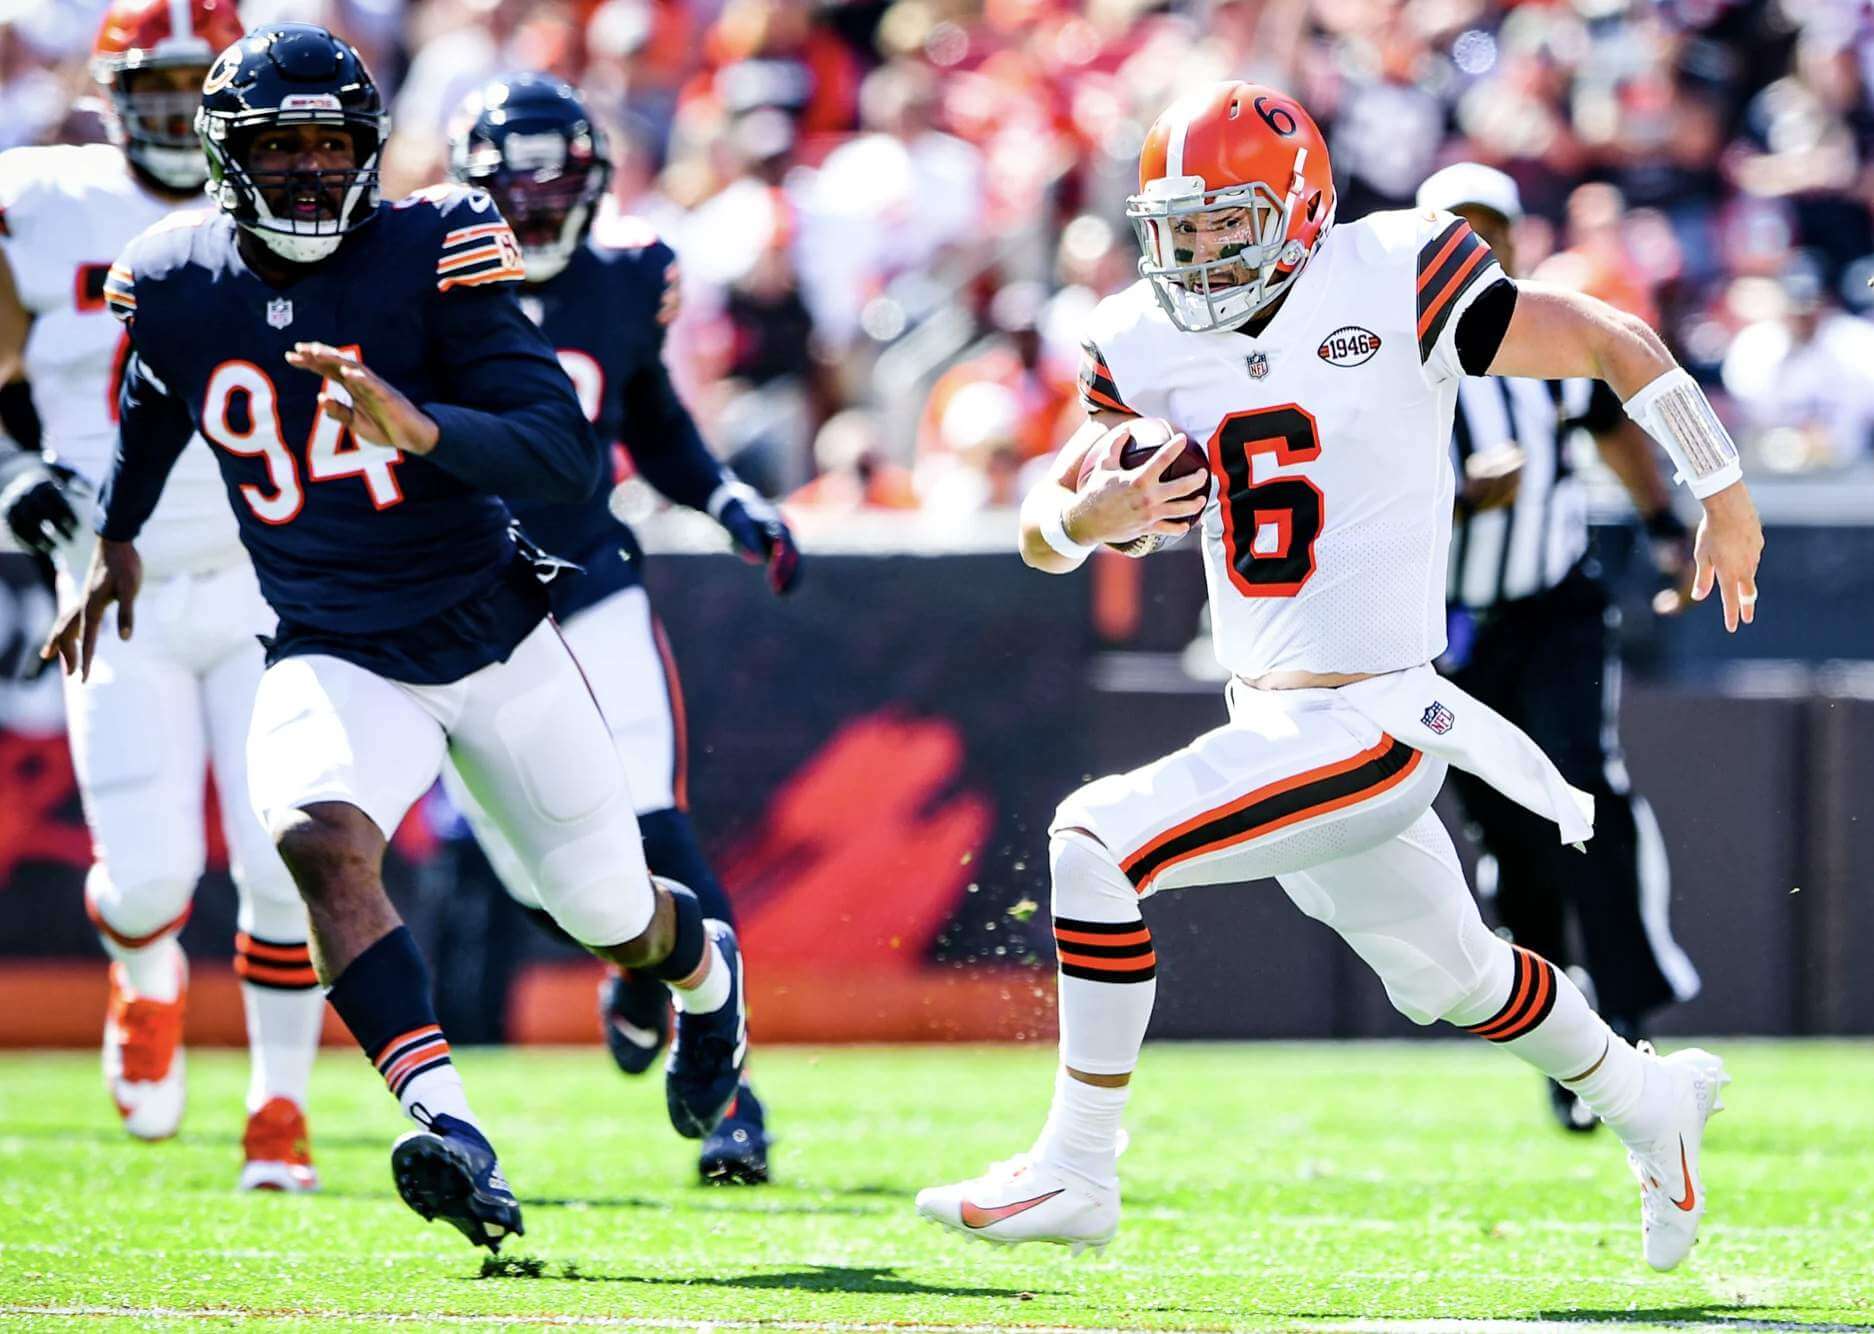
top-left (1622, 1044), bottom-right (1730, 1271)
top-left (103, 958), bottom-right (187, 1141)
top-left (240, 1096), bottom-right (319, 1192)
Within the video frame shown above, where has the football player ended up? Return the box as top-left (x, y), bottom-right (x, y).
top-left (44, 24), bottom-right (749, 1250)
top-left (445, 73), bottom-right (798, 1185)
top-left (0, 0), bottom-right (326, 1191)
top-left (916, 83), bottom-right (1763, 1271)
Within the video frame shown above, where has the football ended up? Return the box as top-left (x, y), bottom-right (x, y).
top-left (1076, 417), bottom-right (1211, 553)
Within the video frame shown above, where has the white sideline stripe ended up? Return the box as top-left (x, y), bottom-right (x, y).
top-left (7, 1309), bottom-right (1872, 1334)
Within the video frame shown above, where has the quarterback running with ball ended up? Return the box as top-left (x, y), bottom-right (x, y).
top-left (916, 83), bottom-right (1763, 1270)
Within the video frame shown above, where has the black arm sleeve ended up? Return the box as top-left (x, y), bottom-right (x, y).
top-left (0, 378), bottom-right (41, 452)
top-left (95, 352), bottom-right (195, 541)
top-left (420, 286), bottom-right (603, 503)
top-left (1454, 278), bottom-right (1518, 377)
top-left (621, 356), bottom-right (728, 513)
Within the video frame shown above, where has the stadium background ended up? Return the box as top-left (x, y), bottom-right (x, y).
top-left (2, 0), bottom-right (1872, 1048)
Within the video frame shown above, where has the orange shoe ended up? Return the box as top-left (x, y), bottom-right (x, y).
top-left (103, 958), bottom-right (187, 1140)
top-left (240, 1097), bottom-right (319, 1192)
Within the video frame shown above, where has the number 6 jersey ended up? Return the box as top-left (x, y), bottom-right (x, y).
top-left (1079, 208), bottom-right (1506, 680)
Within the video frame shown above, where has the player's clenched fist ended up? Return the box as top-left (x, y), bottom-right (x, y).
top-left (286, 342), bottom-right (440, 456)
top-left (41, 537), bottom-right (141, 679)
top-left (1067, 418), bottom-right (1210, 547)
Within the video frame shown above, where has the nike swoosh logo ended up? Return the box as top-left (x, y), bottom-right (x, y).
top-left (959, 1189), bottom-right (1064, 1229)
top-left (1672, 1137), bottom-right (1696, 1212)
top-left (609, 1017), bottom-right (662, 1050)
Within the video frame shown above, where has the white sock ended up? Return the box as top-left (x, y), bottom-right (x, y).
top-left (1034, 1067), bottom-right (1129, 1187)
top-left (1568, 1036), bottom-right (1664, 1140)
top-left (104, 934), bottom-right (183, 1003)
top-left (401, 1064), bottom-right (479, 1131)
top-left (669, 939), bottom-right (731, 1014)
top-left (241, 983), bottom-right (324, 1115)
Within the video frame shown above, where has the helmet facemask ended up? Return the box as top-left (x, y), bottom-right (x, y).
top-left (102, 62), bottom-right (213, 191)
top-left (1128, 147), bottom-right (1333, 334)
top-left (201, 107), bottom-right (386, 264)
top-left (456, 131), bottom-right (610, 284)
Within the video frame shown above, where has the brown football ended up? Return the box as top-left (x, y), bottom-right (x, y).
top-left (1076, 417), bottom-right (1212, 539)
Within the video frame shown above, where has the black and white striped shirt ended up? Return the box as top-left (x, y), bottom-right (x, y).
top-left (1448, 376), bottom-right (1622, 609)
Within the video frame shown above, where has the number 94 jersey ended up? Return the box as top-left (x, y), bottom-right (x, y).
top-left (1079, 208), bottom-right (1505, 681)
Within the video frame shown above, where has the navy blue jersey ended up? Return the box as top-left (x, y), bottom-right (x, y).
top-left (96, 186), bottom-right (600, 682)
top-left (510, 227), bottom-right (729, 620)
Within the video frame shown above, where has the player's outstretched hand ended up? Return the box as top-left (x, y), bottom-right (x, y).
top-left (286, 342), bottom-right (439, 456)
top-left (1691, 482), bottom-right (1764, 633)
top-left (1072, 430), bottom-right (1209, 546)
top-left (41, 537), bottom-right (141, 680)
top-left (719, 489), bottom-right (802, 595)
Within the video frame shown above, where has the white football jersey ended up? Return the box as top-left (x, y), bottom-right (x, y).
top-left (1079, 208), bottom-right (1506, 680)
top-left (0, 144), bottom-right (241, 578)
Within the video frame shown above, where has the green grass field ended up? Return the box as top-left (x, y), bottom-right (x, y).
top-left (1, 1041), bottom-right (1869, 1332)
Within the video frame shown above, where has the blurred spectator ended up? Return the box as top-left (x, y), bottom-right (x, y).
top-left (916, 379), bottom-right (1026, 514)
top-left (1721, 260), bottom-right (1874, 472)
top-left (1534, 183), bottom-right (1665, 327)
top-left (789, 409), bottom-right (919, 512)
top-left (918, 281), bottom-right (1074, 465)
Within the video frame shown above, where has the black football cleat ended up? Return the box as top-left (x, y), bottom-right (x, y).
top-left (391, 1114), bottom-right (524, 1251)
top-left (699, 1081), bottom-right (770, 1185)
top-left (600, 968), bottom-right (670, 1076)
top-left (666, 922), bottom-right (749, 1139)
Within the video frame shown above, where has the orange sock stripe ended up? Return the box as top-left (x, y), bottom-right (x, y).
top-left (1053, 925), bottom-right (1154, 950)
top-left (235, 932), bottom-right (312, 964)
top-left (373, 1024), bottom-right (442, 1070)
top-left (233, 957), bottom-right (320, 989)
top-left (380, 1039), bottom-right (452, 1090)
top-left (1057, 948), bottom-right (1158, 973)
top-left (1470, 947), bottom-right (1559, 1042)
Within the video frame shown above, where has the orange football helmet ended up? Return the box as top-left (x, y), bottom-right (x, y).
top-left (92, 0), bottom-right (245, 191)
top-left (1127, 82), bottom-right (1337, 333)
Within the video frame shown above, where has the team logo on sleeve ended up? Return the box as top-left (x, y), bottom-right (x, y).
top-left (1246, 352), bottom-right (1271, 380)
top-left (1317, 326), bottom-right (1382, 367)
top-left (267, 298), bottom-right (295, 329)
top-left (1420, 701), bottom-right (1456, 735)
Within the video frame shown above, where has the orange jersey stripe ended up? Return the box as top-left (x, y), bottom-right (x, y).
top-left (1416, 246), bottom-right (1491, 338)
top-left (1416, 223), bottom-right (1472, 293)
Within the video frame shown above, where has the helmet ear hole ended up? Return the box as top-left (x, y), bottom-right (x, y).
top-left (1306, 192), bottom-right (1321, 220)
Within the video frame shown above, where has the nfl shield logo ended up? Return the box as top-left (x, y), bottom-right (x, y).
top-left (266, 298), bottom-right (293, 330)
top-left (1247, 352), bottom-right (1270, 380)
top-left (1421, 701), bottom-right (1456, 735)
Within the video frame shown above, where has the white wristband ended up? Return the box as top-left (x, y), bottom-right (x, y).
top-left (1037, 495), bottom-right (1098, 565)
top-left (1623, 367), bottom-right (1743, 500)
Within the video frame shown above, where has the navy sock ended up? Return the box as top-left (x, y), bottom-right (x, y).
top-left (639, 808), bottom-right (735, 926)
top-left (642, 880), bottom-right (707, 983)
top-left (326, 927), bottom-right (472, 1124)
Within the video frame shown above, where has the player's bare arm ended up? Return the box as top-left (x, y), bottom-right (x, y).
top-left (1488, 282), bottom-right (1764, 633)
top-left (286, 341), bottom-right (439, 455)
top-left (1019, 411), bottom-right (1208, 573)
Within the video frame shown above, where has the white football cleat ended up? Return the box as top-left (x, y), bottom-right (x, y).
top-left (1621, 1044), bottom-right (1729, 1272)
top-left (102, 957), bottom-right (187, 1141)
top-left (915, 1154), bottom-right (1118, 1255)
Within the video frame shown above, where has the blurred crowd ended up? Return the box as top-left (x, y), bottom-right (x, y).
top-left (7, 0), bottom-right (1874, 512)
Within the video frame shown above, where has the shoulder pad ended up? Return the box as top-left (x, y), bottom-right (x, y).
top-left (104, 210), bottom-right (216, 324)
top-left (395, 185), bottom-right (526, 292)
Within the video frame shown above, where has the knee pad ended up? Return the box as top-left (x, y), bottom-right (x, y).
top-left (532, 828), bottom-right (656, 949)
top-left (85, 864), bottom-right (194, 947)
top-left (1048, 828), bottom-right (1138, 924)
top-left (1339, 900), bottom-right (1507, 1026)
top-left (638, 808), bottom-right (733, 925)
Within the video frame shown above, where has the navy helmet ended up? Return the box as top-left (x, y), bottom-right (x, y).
top-left (448, 73), bottom-right (612, 284)
top-left (196, 23), bottom-right (387, 264)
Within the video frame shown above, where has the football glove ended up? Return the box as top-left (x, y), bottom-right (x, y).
top-left (1, 453), bottom-right (83, 556)
top-left (710, 480), bottom-right (801, 596)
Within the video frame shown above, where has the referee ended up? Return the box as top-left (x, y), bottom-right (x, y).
top-left (1417, 164), bottom-right (1703, 1132)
